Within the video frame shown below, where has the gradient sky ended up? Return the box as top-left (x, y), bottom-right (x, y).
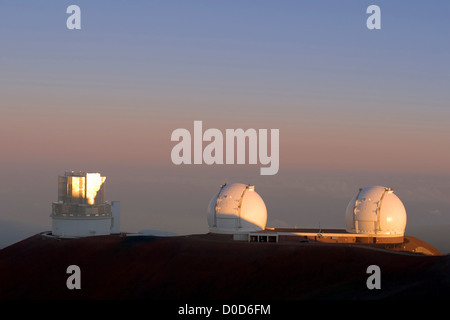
top-left (1, 1), bottom-right (449, 252)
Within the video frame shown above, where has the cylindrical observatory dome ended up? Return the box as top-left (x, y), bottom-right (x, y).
top-left (207, 183), bottom-right (267, 234)
top-left (345, 186), bottom-right (407, 235)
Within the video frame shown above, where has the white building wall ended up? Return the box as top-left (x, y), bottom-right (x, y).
top-left (52, 217), bottom-right (112, 237)
top-left (111, 201), bottom-right (121, 234)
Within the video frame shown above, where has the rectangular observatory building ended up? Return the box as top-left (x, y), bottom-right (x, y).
top-left (51, 171), bottom-right (120, 237)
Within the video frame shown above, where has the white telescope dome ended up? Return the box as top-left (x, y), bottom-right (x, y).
top-left (207, 183), bottom-right (267, 234)
top-left (345, 185), bottom-right (407, 235)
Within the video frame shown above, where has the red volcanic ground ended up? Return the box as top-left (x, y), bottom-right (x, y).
top-left (0, 232), bottom-right (449, 300)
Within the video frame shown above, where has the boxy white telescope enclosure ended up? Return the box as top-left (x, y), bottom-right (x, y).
top-left (51, 171), bottom-right (120, 237)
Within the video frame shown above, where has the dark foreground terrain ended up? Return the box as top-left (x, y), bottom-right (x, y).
top-left (0, 232), bottom-right (449, 300)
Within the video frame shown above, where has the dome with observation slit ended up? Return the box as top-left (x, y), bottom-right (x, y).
top-left (345, 185), bottom-right (407, 235)
top-left (207, 183), bottom-right (267, 234)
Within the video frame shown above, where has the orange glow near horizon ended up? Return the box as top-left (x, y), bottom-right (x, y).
top-left (1, 91), bottom-right (449, 174)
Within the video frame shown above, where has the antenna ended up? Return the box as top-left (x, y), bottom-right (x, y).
top-left (317, 221), bottom-right (323, 238)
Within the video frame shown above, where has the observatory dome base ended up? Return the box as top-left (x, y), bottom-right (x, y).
top-left (52, 216), bottom-right (112, 237)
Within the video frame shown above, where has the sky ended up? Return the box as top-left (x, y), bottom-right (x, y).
top-left (1, 1), bottom-right (449, 252)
